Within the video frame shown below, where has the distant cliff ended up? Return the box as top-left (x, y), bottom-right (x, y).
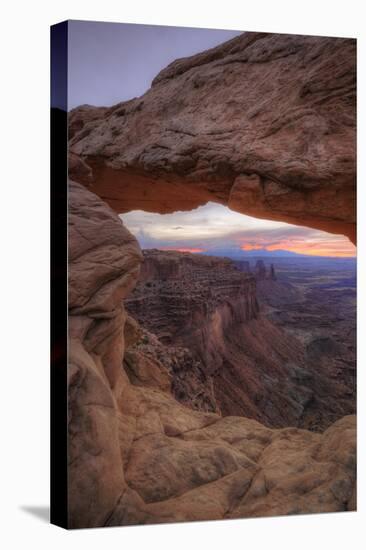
top-left (125, 250), bottom-right (315, 427)
top-left (127, 249), bottom-right (258, 347)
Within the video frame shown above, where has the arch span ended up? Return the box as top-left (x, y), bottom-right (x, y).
top-left (69, 31), bottom-right (356, 243)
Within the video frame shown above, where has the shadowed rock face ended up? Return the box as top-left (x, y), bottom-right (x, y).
top-left (255, 262), bottom-right (356, 431)
top-left (67, 181), bottom-right (356, 528)
top-left (69, 32), bottom-right (356, 242)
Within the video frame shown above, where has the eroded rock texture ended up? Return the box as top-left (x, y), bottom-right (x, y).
top-left (255, 261), bottom-right (356, 430)
top-left (125, 250), bottom-right (355, 430)
top-left (68, 180), bottom-right (142, 528)
top-left (67, 182), bottom-right (356, 528)
top-left (69, 32), bottom-right (356, 242)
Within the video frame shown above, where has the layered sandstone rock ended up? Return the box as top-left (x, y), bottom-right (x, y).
top-left (67, 181), bottom-right (356, 528)
top-left (69, 32), bottom-right (356, 242)
top-left (126, 249), bottom-right (258, 347)
top-left (126, 249), bottom-right (350, 429)
top-left (67, 180), bottom-right (142, 528)
top-left (125, 250), bottom-right (258, 415)
top-left (255, 262), bottom-right (356, 430)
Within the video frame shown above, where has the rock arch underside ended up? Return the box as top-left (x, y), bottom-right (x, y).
top-left (67, 32), bottom-right (356, 528)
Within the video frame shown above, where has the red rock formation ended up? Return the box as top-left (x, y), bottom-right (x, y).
top-left (124, 249), bottom-right (353, 430)
top-left (67, 181), bottom-right (356, 528)
top-left (68, 32), bottom-right (356, 242)
top-left (126, 250), bottom-right (260, 415)
top-left (68, 104), bottom-right (110, 140)
top-left (256, 263), bottom-right (356, 430)
top-left (68, 180), bottom-right (142, 527)
top-left (127, 327), bottom-right (220, 413)
top-left (126, 249), bottom-right (259, 345)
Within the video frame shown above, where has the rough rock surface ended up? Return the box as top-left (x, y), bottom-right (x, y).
top-left (126, 249), bottom-right (258, 347)
top-left (69, 32), bottom-right (356, 242)
top-left (67, 182), bottom-right (356, 528)
top-left (255, 259), bottom-right (356, 430)
top-left (125, 249), bottom-right (353, 429)
top-left (126, 327), bottom-right (220, 413)
top-left (68, 180), bottom-right (142, 528)
top-left (126, 250), bottom-right (309, 426)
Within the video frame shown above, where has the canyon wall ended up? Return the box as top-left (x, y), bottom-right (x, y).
top-left (68, 32), bottom-right (356, 242)
top-left (255, 261), bottom-right (356, 430)
top-left (125, 250), bottom-right (354, 430)
top-left (126, 250), bottom-right (258, 353)
top-left (126, 250), bottom-right (260, 415)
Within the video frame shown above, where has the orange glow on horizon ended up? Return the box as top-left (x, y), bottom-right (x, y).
top-left (240, 240), bottom-right (356, 258)
top-left (241, 244), bottom-right (263, 251)
top-left (160, 246), bottom-right (205, 254)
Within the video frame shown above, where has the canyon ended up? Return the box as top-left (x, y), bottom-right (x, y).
top-left (66, 30), bottom-right (356, 529)
top-left (125, 249), bottom-right (355, 431)
top-left (256, 256), bottom-right (356, 429)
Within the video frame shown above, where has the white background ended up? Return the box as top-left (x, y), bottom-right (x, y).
top-left (1, 0), bottom-right (365, 548)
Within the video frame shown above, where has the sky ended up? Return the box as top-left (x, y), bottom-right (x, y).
top-left (68, 20), bottom-right (242, 109)
top-left (121, 203), bottom-right (356, 258)
top-left (68, 20), bottom-right (356, 258)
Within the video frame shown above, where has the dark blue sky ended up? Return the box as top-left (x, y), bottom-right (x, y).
top-left (67, 20), bottom-right (242, 109)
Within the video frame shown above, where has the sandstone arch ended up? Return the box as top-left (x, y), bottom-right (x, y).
top-left (67, 32), bottom-right (357, 528)
top-left (69, 32), bottom-right (356, 243)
